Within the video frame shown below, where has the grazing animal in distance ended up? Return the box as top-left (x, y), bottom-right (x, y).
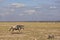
top-left (47, 34), bottom-right (54, 39)
top-left (9, 24), bottom-right (24, 32)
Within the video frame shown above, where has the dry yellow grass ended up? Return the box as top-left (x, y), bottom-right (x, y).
top-left (0, 22), bottom-right (60, 40)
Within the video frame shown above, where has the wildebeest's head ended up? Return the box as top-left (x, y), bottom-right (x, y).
top-left (16, 24), bottom-right (24, 30)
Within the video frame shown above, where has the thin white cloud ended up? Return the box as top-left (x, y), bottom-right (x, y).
top-left (0, 12), bottom-right (10, 16)
top-left (35, 6), bottom-right (41, 8)
top-left (19, 14), bottom-right (25, 16)
top-left (0, 14), bottom-right (5, 16)
top-left (49, 6), bottom-right (56, 8)
top-left (10, 9), bottom-right (15, 11)
top-left (0, 8), bottom-right (15, 17)
top-left (32, 0), bottom-right (37, 1)
top-left (10, 3), bottom-right (25, 8)
top-left (0, 0), bottom-right (5, 2)
top-left (18, 9), bottom-right (36, 16)
top-left (24, 10), bottom-right (36, 15)
top-left (0, 0), bottom-right (2, 1)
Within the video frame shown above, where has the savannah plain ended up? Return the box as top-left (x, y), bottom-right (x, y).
top-left (0, 22), bottom-right (60, 40)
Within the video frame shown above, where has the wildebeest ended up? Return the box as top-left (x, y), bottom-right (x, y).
top-left (9, 24), bottom-right (24, 32)
top-left (47, 34), bottom-right (54, 39)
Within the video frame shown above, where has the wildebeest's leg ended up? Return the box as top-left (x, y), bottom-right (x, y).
top-left (11, 29), bottom-right (14, 32)
top-left (18, 29), bottom-right (21, 32)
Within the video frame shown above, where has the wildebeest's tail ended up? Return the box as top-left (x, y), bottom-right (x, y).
top-left (9, 27), bottom-right (13, 31)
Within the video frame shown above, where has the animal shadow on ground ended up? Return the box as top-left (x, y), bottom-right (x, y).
top-left (11, 32), bottom-right (24, 34)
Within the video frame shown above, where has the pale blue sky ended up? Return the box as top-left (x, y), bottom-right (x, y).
top-left (0, 0), bottom-right (60, 21)
top-left (0, 0), bottom-right (55, 6)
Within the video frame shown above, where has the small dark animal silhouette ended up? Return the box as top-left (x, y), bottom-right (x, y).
top-left (47, 34), bottom-right (54, 39)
